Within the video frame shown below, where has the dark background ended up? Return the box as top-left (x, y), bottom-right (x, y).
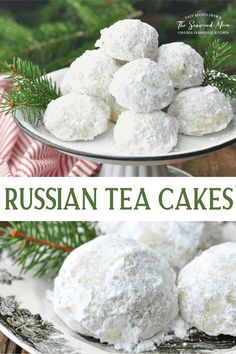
top-left (0, 0), bottom-right (235, 72)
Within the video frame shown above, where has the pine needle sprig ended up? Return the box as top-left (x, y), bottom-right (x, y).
top-left (1, 88), bottom-right (47, 125)
top-left (1, 40), bottom-right (235, 124)
top-left (4, 57), bottom-right (43, 82)
top-left (203, 40), bottom-right (236, 98)
top-left (0, 57), bottom-right (61, 125)
top-left (0, 221), bottom-right (96, 277)
top-left (204, 70), bottom-right (236, 98)
top-left (204, 39), bottom-right (231, 72)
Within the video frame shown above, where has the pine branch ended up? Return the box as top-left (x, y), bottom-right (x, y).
top-left (0, 222), bottom-right (96, 277)
top-left (4, 57), bottom-right (44, 81)
top-left (10, 229), bottom-right (75, 252)
top-left (204, 70), bottom-right (236, 99)
top-left (0, 57), bottom-right (61, 125)
top-left (203, 40), bottom-right (236, 98)
top-left (204, 39), bottom-right (231, 72)
top-left (28, 27), bottom-right (85, 55)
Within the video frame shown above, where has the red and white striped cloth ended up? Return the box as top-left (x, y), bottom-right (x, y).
top-left (0, 76), bottom-right (101, 177)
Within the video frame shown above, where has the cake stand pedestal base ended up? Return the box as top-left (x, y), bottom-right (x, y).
top-left (97, 164), bottom-right (191, 177)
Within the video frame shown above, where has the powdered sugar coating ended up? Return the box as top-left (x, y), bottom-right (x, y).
top-left (98, 222), bottom-right (222, 271)
top-left (95, 19), bottom-right (159, 61)
top-left (114, 110), bottom-right (178, 154)
top-left (221, 222), bottom-right (236, 243)
top-left (104, 95), bottom-right (126, 123)
top-left (156, 42), bottom-right (204, 88)
top-left (178, 242), bottom-right (236, 336)
top-left (44, 93), bottom-right (110, 141)
top-left (60, 50), bottom-right (120, 98)
top-left (110, 59), bottom-right (174, 112)
top-left (168, 85), bottom-right (233, 136)
top-left (52, 234), bottom-right (178, 350)
top-left (150, 222), bottom-right (222, 271)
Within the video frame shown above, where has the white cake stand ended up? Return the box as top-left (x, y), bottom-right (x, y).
top-left (14, 68), bottom-right (236, 177)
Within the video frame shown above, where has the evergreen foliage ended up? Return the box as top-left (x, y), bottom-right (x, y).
top-left (0, 57), bottom-right (61, 124)
top-left (0, 1), bottom-right (235, 73)
top-left (1, 38), bottom-right (235, 126)
top-left (185, 3), bottom-right (236, 72)
top-left (203, 40), bottom-right (236, 98)
top-left (0, 0), bottom-right (138, 72)
top-left (204, 71), bottom-right (236, 98)
top-left (0, 2), bottom-right (235, 123)
top-left (0, 221), bottom-right (96, 277)
top-left (204, 40), bottom-right (231, 72)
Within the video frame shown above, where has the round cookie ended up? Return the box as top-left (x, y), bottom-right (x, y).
top-left (44, 93), bottom-right (110, 141)
top-left (109, 58), bottom-right (174, 112)
top-left (95, 19), bottom-right (159, 61)
top-left (114, 110), bottom-right (178, 154)
top-left (221, 222), bottom-right (236, 243)
top-left (156, 42), bottom-right (204, 88)
top-left (98, 222), bottom-right (222, 271)
top-left (168, 85), bottom-right (233, 136)
top-left (60, 49), bottom-right (120, 98)
top-left (178, 242), bottom-right (236, 336)
top-left (53, 234), bottom-right (178, 350)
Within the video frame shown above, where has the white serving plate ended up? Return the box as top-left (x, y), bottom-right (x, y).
top-left (0, 249), bottom-right (236, 354)
top-left (14, 68), bottom-right (236, 167)
top-left (0, 256), bottom-right (116, 354)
